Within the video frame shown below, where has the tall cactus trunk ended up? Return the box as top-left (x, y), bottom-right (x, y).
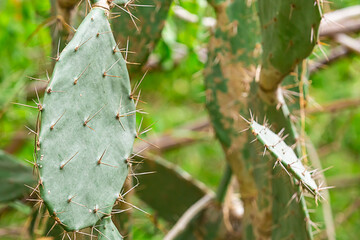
top-left (205, 0), bottom-right (321, 238)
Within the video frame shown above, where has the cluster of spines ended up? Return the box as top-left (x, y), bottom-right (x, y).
top-left (240, 113), bottom-right (332, 202)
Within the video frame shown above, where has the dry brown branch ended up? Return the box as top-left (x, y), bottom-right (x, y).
top-left (306, 98), bottom-right (360, 114)
top-left (334, 34), bottom-right (360, 54)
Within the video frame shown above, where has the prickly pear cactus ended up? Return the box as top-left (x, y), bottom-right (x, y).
top-left (37, 3), bottom-right (136, 233)
top-left (205, 0), bottom-right (322, 239)
top-left (112, 0), bottom-right (173, 71)
top-left (249, 119), bottom-right (318, 194)
top-left (257, 0), bottom-right (321, 103)
top-left (97, 217), bottom-right (124, 240)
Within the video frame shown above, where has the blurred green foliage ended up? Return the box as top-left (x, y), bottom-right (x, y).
top-left (0, 0), bottom-right (359, 239)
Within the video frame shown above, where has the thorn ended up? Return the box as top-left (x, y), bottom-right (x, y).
top-left (117, 198), bottom-right (149, 215)
top-left (71, 200), bottom-right (88, 209)
top-left (50, 111), bottom-right (66, 130)
top-left (60, 151), bottom-right (79, 169)
top-left (239, 127), bottom-right (250, 133)
top-left (273, 158), bottom-right (281, 169)
top-left (93, 227), bottom-right (111, 240)
top-left (74, 64), bottom-right (90, 85)
top-left (62, 20), bottom-right (77, 33)
top-left (33, 87), bottom-right (43, 111)
top-left (27, 76), bottom-right (49, 83)
top-left (249, 109), bottom-right (254, 122)
top-left (67, 195), bottom-right (76, 203)
top-left (113, 3), bottom-right (139, 31)
top-left (103, 58), bottom-right (122, 77)
top-left (131, 70), bottom-right (148, 98)
top-left (54, 38), bottom-right (61, 61)
top-left (46, 222), bottom-right (57, 236)
top-left (25, 125), bottom-right (38, 136)
top-left (134, 89), bottom-right (141, 107)
top-left (96, 31), bottom-right (112, 37)
top-left (84, 104), bottom-right (107, 129)
top-left (130, 171), bottom-right (156, 176)
top-left (24, 184), bottom-right (39, 196)
top-left (113, 39), bottom-right (122, 54)
top-left (11, 102), bottom-right (37, 109)
top-left (97, 147), bottom-right (117, 168)
top-left (102, 73), bottom-right (122, 78)
top-left (262, 146), bottom-right (267, 157)
top-left (74, 36), bottom-right (93, 51)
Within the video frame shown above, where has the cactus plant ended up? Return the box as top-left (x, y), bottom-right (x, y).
top-left (257, 0), bottom-right (321, 103)
top-left (247, 118), bottom-right (318, 194)
top-left (37, 1), bottom-right (135, 236)
top-left (204, 0), bottom-right (322, 239)
top-left (9, 0), bottom-right (330, 238)
top-left (112, 0), bottom-right (173, 72)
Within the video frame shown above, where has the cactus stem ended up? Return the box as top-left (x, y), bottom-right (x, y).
top-left (60, 151), bottom-right (79, 169)
top-left (74, 64), bottom-right (90, 85)
top-left (50, 111), bottom-right (66, 130)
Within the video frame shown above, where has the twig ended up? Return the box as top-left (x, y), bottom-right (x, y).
top-left (334, 34), bottom-right (360, 54)
top-left (164, 194), bottom-right (214, 240)
top-left (305, 98), bottom-right (360, 114)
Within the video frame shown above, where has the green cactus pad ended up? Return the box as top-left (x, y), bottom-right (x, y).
top-left (257, 0), bottom-right (321, 102)
top-left (112, 0), bottom-right (172, 72)
top-left (249, 120), bottom-right (318, 194)
top-left (38, 7), bottom-right (136, 231)
top-left (97, 217), bottom-right (123, 240)
top-left (0, 150), bottom-right (35, 202)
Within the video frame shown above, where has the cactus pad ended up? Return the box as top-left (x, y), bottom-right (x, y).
top-left (257, 0), bottom-right (321, 102)
top-left (97, 217), bottom-right (123, 240)
top-left (38, 7), bottom-right (136, 231)
top-left (249, 119), bottom-right (318, 194)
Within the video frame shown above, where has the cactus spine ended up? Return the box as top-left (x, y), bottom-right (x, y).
top-left (37, 1), bottom-right (135, 237)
